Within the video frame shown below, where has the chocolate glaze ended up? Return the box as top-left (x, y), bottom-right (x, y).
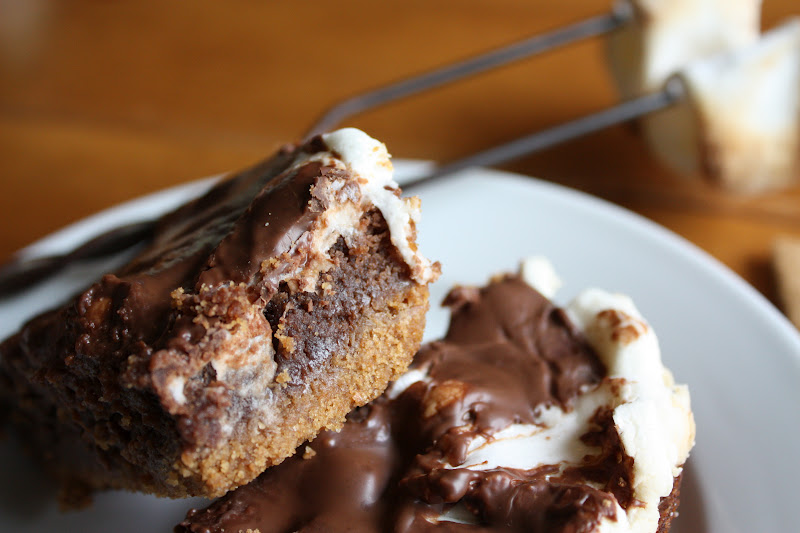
top-left (178, 276), bottom-right (632, 533)
top-left (54, 144), bottom-right (302, 348)
top-left (197, 161), bottom-right (331, 288)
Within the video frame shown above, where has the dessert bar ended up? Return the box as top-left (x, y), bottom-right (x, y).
top-left (0, 128), bottom-right (438, 502)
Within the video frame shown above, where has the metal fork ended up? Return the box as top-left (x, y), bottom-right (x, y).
top-left (0, 4), bottom-right (685, 297)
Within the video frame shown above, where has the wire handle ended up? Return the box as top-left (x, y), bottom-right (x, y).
top-left (0, 7), bottom-right (643, 298)
top-left (403, 77), bottom-right (685, 190)
top-left (305, 9), bottom-right (631, 138)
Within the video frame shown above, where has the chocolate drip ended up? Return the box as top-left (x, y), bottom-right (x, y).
top-left (178, 276), bottom-right (626, 533)
top-left (197, 161), bottom-right (333, 288)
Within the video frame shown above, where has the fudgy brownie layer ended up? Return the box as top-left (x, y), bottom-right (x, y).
top-left (0, 130), bottom-right (436, 502)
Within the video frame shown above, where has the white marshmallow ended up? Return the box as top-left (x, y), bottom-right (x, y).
top-left (321, 128), bottom-right (437, 282)
top-left (607, 0), bottom-right (762, 98)
top-left (608, 3), bottom-right (800, 192)
top-left (519, 255), bottom-right (563, 299)
top-left (659, 19), bottom-right (800, 192)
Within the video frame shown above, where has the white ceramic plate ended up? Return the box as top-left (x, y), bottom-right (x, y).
top-left (1, 162), bottom-right (798, 532)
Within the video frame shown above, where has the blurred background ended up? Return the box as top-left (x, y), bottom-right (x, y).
top-left (0, 0), bottom-right (798, 311)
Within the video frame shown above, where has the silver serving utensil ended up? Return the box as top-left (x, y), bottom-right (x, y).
top-left (1, 4), bottom-right (685, 298)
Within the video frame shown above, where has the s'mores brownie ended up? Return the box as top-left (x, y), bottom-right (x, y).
top-left (177, 259), bottom-right (695, 533)
top-left (0, 128), bottom-right (439, 503)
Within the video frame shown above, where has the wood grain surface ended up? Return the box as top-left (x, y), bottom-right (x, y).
top-left (1, 0), bottom-right (799, 313)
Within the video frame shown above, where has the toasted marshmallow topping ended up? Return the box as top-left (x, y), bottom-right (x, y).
top-left (289, 128), bottom-right (437, 284)
top-left (671, 19), bottom-right (800, 191)
top-left (607, 0), bottom-right (761, 97)
top-left (393, 258), bottom-right (695, 533)
top-left (567, 289), bottom-right (695, 532)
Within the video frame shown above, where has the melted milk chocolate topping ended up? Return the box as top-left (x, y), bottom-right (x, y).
top-left (178, 276), bottom-right (631, 533)
top-left (83, 143), bottom-right (309, 343)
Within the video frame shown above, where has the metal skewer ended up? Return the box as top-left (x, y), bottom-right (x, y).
top-left (306, 7), bottom-right (632, 138)
top-left (0, 5), bottom-right (652, 298)
top-left (403, 78), bottom-right (685, 190)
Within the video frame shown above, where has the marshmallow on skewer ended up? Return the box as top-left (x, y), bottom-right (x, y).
top-left (651, 19), bottom-right (800, 192)
top-left (607, 0), bottom-right (762, 98)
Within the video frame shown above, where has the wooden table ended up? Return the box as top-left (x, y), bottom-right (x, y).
top-left (1, 0), bottom-right (799, 314)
